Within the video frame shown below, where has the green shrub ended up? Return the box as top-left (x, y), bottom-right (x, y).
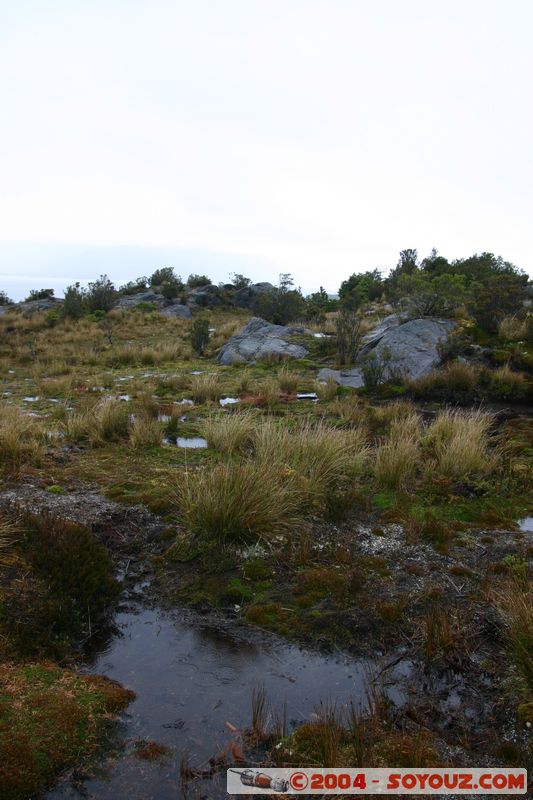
top-left (190, 317), bottom-right (210, 356)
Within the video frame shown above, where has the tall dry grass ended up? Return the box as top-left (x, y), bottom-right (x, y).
top-left (277, 366), bottom-right (299, 394)
top-left (373, 412), bottom-right (421, 490)
top-left (190, 374), bottom-right (221, 403)
top-left (200, 412), bottom-right (257, 454)
top-left (254, 420), bottom-right (368, 506)
top-left (176, 461), bottom-right (301, 542)
top-left (0, 404), bottom-right (45, 477)
top-left (129, 415), bottom-right (162, 448)
top-left (424, 409), bottom-right (494, 479)
top-left (494, 580), bottom-right (533, 694)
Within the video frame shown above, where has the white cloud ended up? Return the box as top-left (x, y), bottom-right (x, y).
top-left (0, 0), bottom-right (531, 299)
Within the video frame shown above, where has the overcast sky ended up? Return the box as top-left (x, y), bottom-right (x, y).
top-left (1, 0), bottom-right (532, 300)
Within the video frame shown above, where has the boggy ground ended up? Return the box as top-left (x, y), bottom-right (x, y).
top-left (0, 305), bottom-right (532, 795)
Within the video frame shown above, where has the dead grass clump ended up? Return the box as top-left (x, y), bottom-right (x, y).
top-left (0, 404), bottom-right (45, 476)
top-left (199, 412), bottom-right (257, 454)
top-left (190, 373), bottom-right (221, 403)
top-left (494, 580), bottom-right (533, 695)
top-left (176, 461), bottom-right (301, 542)
top-left (277, 365), bottom-right (299, 394)
top-left (425, 409), bottom-right (495, 479)
top-left (421, 605), bottom-right (464, 662)
top-left (315, 377), bottom-right (338, 402)
top-left (498, 315), bottom-right (527, 341)
top-left (254, 420), bottom-right (368, 508)
top-left (373, 414), bottom-right (420, 490)
top-left (129, 415), bottom-right (162, 448)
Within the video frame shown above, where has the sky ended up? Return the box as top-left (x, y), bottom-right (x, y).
top-left (0, 0), bottom-right (532, 300)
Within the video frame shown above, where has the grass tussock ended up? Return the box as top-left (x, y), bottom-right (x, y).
top-left (315, 377), bottom-right (338, 402)
top-left (498, 315), bottom-right (527, 341)
top-left (373, 413), bottom-right (420, 490)
top-left (176, 461), bottom-right (301, 542)
top-left (330, 394), bottom-right (367, 426)
top-left (190, 373), bottom-right (221, 403)
top-left (64, 398), bottom-right (130, 446)
top-left (254, 419), bottom-right (368, 507)
top-left (90, 398), bottom-right (130, 445)
top-left (199, 412), bottom-right (257, 454)
top-left (129, 415), bottom-right (162, 448)
top-left (424, 409), bottom-right (495, 479)
top-left (0, 404), bottom-right (45, 477)
top-left (408, 361), bottom-right (479, 396)
top-left (495, 580), bottom-right (533, 696)
top-left (277, 365), bottom-right (299, 394)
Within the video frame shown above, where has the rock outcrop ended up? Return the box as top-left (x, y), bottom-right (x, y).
top-left (318, 315), bottom-right (456, 387)
top-left (233, 282), bottom-right (275, 309)
top-left (160, 304), bottom-right (192, 318)
top-left (115, 291), bottom-right (167, 310)
top-left (217, 317), bottom-right (309, 365)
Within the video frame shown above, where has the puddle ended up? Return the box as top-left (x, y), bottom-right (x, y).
top-left (518, 517), bottom-right (533, 532)
top-left (165, 436), bottom-right (208, 449)
top-left (219, 397), bottom-right (240, 407)
top-left (190, 370), bottom-right (204, 375)
top-left (23, 395), bottom-right (40, 402)
top-left (297, 392), bottom-right (318, 401)
top-left (44, 603), bottom-right (410, 800)
top-left (118, 394), bottom-right (131, 402)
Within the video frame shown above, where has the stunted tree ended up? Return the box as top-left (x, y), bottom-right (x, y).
top-left (86, 275), bottom-right (116, 313)
top-left (257, 273), bottom-right (305, 325)
top-left (190, 317), bottom-right (210, 355)
top-left (25, 288), bottom-right (55, 301)
top-left (230, 273), bottom-right (251, 289)
top-left (336, 308), bottom-right (363, 366)
top-left (150, 267), bottom-right (176, 286)
top-left (62, 283), bottom-right (86, 319)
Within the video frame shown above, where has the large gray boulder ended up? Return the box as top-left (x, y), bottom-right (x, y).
top-left (318, 316), bottom-right (456, 387)
top-left (233, 282), bottom-right (275, 309)
top-left (187, 284), bottom-right (223, 307)
top-left (370, 318), bottom-right (456, 380)
top-left (217, 317), bottom-right (309, 365)
top-left (18, 297), bottom-right (63, 314)
top-left (317, 367), bottom-right (364, 388)
top-left (160, 303), bottom-right (192, 319)
top-left (115, 291), bottom-right (166, 310)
